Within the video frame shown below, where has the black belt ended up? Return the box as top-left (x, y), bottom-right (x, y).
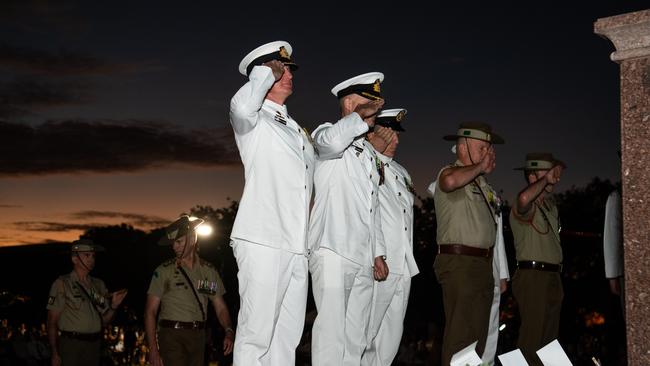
top-left (159, 319), bottom-right (206, 330)
top-left (59, 330), bottom-right (102, 341)
top-left (517, 260), bottom-right (562, 273)
top-left (438, 244), bottom-right (494, 258)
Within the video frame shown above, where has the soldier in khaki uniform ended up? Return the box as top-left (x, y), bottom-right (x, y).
top-left (145, 215), bottom-right (234, 366)
top-left (46, 239), bottom-right (128, 366)
top-left (510, 153), bottom-right (565, 366)
top-left (432, 122), bottom-right (504, 365)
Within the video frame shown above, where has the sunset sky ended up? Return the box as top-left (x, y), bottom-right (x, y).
top-left (1, 1), bottom-right (646, 246)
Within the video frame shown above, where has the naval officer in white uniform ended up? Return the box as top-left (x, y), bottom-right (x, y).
top-left (229, 40), bottom-right (316, 366)
top-left (361, 109), bottom-right (420, 366)
top-left (309, 72), bottom-right (389, 366)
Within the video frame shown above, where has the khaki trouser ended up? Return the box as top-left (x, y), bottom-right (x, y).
top-left (512, 268), bottom-right (563, 366)
top-left (434, 253), bottom-right (493, 366)
top-left (158, 327), bottom-right (205, 366)
top-left (59, 336), bottom-right (101, 366)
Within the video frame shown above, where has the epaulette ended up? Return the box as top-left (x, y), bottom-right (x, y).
top-left (200, 259), bottom-right (216, 269)
top-left (161, 258), bottom-right (176, 267)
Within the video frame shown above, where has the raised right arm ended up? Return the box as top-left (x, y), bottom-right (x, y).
top-left (229, 66), bottom-right (276, 135)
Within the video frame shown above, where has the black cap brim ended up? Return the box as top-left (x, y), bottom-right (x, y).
top-left (443, 133), bottom-right (504, 144)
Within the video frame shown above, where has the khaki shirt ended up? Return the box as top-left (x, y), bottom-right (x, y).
top-left (510, 197), bottom-right (562, 264)
top-left (46, 271), bottom-right (109, 333)
top-left (148, 258), bottom-right (225, 323)
top-left (433, 161), bottom-right (497, 249)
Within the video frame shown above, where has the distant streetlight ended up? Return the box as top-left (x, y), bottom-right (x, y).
top-left (196, 224), bottom-right (213, 237)
top-left (189, 216), bottom-right (214, 237)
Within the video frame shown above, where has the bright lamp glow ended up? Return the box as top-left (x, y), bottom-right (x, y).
top-left (196, 224), bottom-right (213, 236)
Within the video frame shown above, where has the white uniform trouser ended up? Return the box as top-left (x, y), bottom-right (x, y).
top-left (310, 248), bottom-right (374, 366)
top-left (482, 283), bottom-right (501, 365)
top-left (232, 240), bottom-right (308, 366)
top-left (361, 269), bottom-right (411, 366)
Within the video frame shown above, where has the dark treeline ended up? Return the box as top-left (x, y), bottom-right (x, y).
top-left (0, 178), bottom-right (627, 365)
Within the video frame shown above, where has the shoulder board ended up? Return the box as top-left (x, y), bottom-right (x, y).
top-left (57, 274), bottom-right (71, 284)
top-left (161, 258), bottom-right (176, 267)
top-left (200, 259), bottom-right (216, 269)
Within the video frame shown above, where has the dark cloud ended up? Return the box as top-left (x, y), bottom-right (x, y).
top-left (0, 1), bottom-right (87, 36)
top-left (12, 211), bottom-right (171, 234)
top-left (14, 221), bottom-right (99, 232)
top-left (0, 78), bottom-right (91, 118)
top-left (0, 43), bottom-right (151, 76)
top-left (0, 119), bottom-right (239, 176)
top-left (70, 211), bottom-right (170, 228)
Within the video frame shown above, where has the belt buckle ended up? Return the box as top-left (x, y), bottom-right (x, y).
top-left (192, 321), bottom-right (199, 329)
top-left (173, 322), bottom-right (182, 330)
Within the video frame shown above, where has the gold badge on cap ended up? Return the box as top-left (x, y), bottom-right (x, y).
top-left (396, 110), bottom-right (405, 122)
top-left (372, 79), bottom-right (381, 93)
top-left (279, 46), bottom-right (290, 60)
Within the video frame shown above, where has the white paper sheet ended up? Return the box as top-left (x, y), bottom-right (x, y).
top-left (497, 349), bottom-right (530, 366)
top-left (536, 339), bottom-right (573, 366)
top-left (450, 341), bottom-right (483, 366)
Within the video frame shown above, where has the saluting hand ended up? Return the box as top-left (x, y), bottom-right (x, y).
top-left (111, 289), bottom-right (128, 309)
top-left (263, 60), bottom-right (285, 81)
top-left (384, 132), bottom-right (399, 157)
top-left (370, 126), bottom-right (395, 153)
top-left (373, 256), bottom-right (389, 281)
top-left (354, 99), bottom-right (385, 127)
top-left (478, 145), bottom-right (496, 174)
top-left (545, 165), bottom-right (563, 185)
top-left (376, 126), bottom-right (396, 145)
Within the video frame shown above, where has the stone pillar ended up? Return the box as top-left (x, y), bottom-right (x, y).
top-left (595, 9), bottom-right (650, 365)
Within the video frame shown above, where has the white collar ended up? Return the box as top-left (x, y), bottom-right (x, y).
top-left (263, 99), bottom-right (288, 115)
